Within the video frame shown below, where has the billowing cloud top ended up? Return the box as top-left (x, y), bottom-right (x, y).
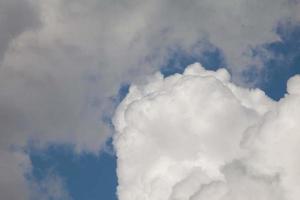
top-left (113, 63), bottom-right (300, 200)
top-left (0, 0), bottom-right (299, 198)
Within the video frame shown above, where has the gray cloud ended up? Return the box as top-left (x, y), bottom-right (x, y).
top-left (0, 0), bottom-right (40, 61)
top-left (0, 0), bottom-right (299, 199)
top-left (29, 173), bottom-right (71, 200)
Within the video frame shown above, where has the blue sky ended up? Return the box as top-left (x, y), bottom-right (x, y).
top-left (27, 22), bottom-right (300, 200)
top-left (28, 143), bottom-right (117, 200)
top-left (1, 1), bottom-right (300, 199)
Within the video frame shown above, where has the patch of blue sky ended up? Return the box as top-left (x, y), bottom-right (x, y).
top-left (258, 22), bottom-right (300, 100)
top-left (26, 83), bottom-right (131, 200)
top-left (160, 42), bottom-right (225, 77)
top-left (28, 142), bottom-right (117, 200)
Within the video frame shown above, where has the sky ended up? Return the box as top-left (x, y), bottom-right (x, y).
top-left (0, 0), bottom-right (300, 200)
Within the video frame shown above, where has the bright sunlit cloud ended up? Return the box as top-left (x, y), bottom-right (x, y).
top-left (0, 0), bottom-right (299, 199)
top-left (114, 63), bottom-right (300, 200)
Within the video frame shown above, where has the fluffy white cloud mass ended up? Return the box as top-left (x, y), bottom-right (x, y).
top-left (0, 0), bottom-right (300, 198)
top-left (113, 63), bottom-right (300, 200)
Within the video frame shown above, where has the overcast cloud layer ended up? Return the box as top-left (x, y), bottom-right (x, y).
top-left (0, 0), bottom-right (300, 199)
top-left (113, 63), bottom-right (300, 200)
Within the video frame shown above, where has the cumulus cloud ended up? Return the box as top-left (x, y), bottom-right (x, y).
top-left (1, 0), bottom-right (298, 154)
top-left (113, 63), bottom-right (300, 200)
top-left (0, 0), bottom-right (299, 198)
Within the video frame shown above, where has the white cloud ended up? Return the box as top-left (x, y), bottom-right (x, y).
top-left (1, 0), bottom-right (298, 154)
top-left (113, 63), bottom-right (300, 200)
top-left (0, 0), bottom-right (299, 198)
